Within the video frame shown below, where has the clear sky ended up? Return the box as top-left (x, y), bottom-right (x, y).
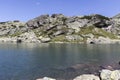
top-left (0, 0), bottom-right (120, 21)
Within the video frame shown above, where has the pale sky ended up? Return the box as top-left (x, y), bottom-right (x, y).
top-left (0, 0), bottom-right (120, 21)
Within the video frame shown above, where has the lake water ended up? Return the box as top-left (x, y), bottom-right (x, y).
top-left (0, 43), bottom-right (120, 80)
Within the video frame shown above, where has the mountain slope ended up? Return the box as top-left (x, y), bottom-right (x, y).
top-left (0, 14), bottom-right (120, 44)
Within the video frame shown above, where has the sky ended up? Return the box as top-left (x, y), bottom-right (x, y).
top-left (0, 0), bottom-right (120, 21)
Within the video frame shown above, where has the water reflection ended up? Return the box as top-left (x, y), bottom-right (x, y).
top-left (0, 43), bottom-right (120, 80)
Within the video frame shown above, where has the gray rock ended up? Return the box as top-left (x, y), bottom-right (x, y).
top-left (100, 69), bottom-right (112, 80)
top-left (17, 31), bottom-right (40, 43)
top-left (87, 37), bottom-right (111, 44)
top-left (40, 37), bottom-right (51, 43)
top-left (27, 14), bottom-right (50, 28)
top-left (112, 13), bottom-right (120, 19)
top-left (0, 29), bottom-right (10, 36)
top-left (26, 14), bottom-right (66, 29)
top-left (67, 21), bottom-right (81, 32)
top-left (67, 29), bottom-right (75, 35)
top-left (56, 25), bottom-right (67, 30)
top-left (66, 35), bottom-right (83, 41)
top-left (65, 17), bottom-right (75, 23)
top-left (36, 77), bottom-right (56, 80)
top-left (37, 15), bottom-right (50, 26)
top-left (0, 37), bottom-right (17, 42)
top-left (77, 19), bottom-right (89, 27)
top-left (73, 74), bottom-right (100, 80)
top-left (100, 69), bottom-right (120, 80)
top-left (53, 31), bottom-right (64, 36)
top-left (26, 20), bottom-right (38, 28)
top-left (9, 28), bottom-right (17, 34)
top-left (81, 14), bottom-right (110, 28)
top-left (109, 18), bottom-right (120, 34)
top-left (51, 14), bottom-right (65, 19)
top-left (0, 21), bottom-right (26, 36)
top-left (45, 25), bottom-right (56, 31)
top-left (111, 70), bottom-right (120, 80)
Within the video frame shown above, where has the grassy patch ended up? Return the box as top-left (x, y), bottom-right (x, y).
top-left (51, 35), bottom-right (68, 42)
top-left (98, 28), bottom-right (118, 39)
top-left (10, 31), bottom-right (23, 37)
top-left (77, 25), bottom-right (118, 39)
top-left (78, 26), bottom-right (95, 35)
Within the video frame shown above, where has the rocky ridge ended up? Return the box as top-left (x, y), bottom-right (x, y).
top-left (1, 14), bottom-right (120, 43)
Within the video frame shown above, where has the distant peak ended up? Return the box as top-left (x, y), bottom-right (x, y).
top-left (112, 13), bottom-right (120, 19)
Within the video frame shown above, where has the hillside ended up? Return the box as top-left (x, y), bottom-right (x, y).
top-left (0, 14), bottom-right (120, 44)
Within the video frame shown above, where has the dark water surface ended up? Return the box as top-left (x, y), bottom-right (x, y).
top-left (0, 43), bottom-right (120, 80)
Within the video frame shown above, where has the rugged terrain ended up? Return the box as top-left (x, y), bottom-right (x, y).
top-left (1, 14), bottom-right (120, 44)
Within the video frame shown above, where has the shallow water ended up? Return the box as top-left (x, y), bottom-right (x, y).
top-left (0, 43), bottom-right (120, 80)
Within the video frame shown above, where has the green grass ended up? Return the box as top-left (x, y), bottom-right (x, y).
top-left (97, 28), bottom-right (118, 39)
top-left (51, 35), bottom-right (68, 42)
top-left (10, 31), bottom-right (23, 37)
top-left (77, 25), bottom-right (118, 40)
top-left (50, 25), bottom-right (118, 43)
top-left (78, 26), bottom-right (95, 35)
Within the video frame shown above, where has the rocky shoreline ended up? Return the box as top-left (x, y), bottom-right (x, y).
top-left (36, 69), bottom-right (120, 80)
top-left (1, 36), bottom-right (120, 44)
top-left (35, 62), bottom-right (120, 80)
top-left (0, 13), bottom-right (120, 44)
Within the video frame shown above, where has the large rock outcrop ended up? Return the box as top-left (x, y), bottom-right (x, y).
top-left (0, 13), bottom-right (120, 43)
top-left (0, 21), bottom-right (28, 36)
